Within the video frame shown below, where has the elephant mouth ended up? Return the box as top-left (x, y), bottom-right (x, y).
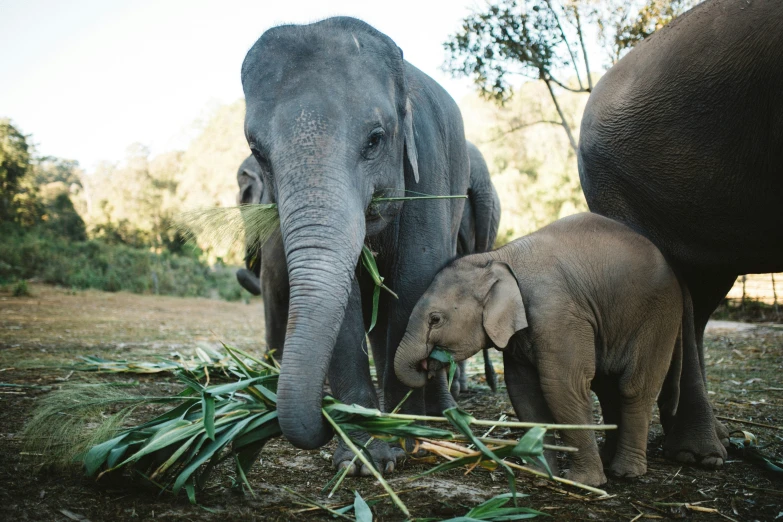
top-left (365, 196), bottom-right (403, 235)
top-left (418, 348), bottom-right (450, 380)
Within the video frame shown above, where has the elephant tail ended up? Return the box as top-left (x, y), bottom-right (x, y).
top-left (658, 280), bottom-right (693, 435)
top-left (482, 347), bottom-right (498, 392)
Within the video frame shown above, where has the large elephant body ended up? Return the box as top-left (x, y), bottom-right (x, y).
top-left (578, 0), bottom-right (783, 467)
top-left (241, 17), bottom-right (470, 463)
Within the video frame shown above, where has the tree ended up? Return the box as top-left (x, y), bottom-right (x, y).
top-left (445, 0), bottom-right (594, 152)
top-left (445, 0), bottom-right (700, 153)
top-left (0, 119), bottom-right (34, 224)
top-left (32, 157), bottom-right (83, 187)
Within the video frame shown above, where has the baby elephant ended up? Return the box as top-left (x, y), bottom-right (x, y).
top-left (394, 213), bottom-right (684, 486)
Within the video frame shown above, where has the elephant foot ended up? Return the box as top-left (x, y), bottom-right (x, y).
top-left (608, 457), bottom-right (647, 480)
top-left (663, 419), bottom-right (727, 469)
top-left (564, 466), bottom-right (607, 487)
top-left (332, 432), bottom-right (399, 476)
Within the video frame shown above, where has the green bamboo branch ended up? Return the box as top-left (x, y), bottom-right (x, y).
top-left (322, 409), bottom-right (410, 518)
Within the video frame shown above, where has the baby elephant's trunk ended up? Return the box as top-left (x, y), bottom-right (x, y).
top-left (394, 331), bottom-right (430, 389)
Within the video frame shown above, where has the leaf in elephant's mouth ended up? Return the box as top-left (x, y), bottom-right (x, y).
top-left (172, 193), bottom-right (467, 257)
top-left (428, 347), bottom-right (457, 388)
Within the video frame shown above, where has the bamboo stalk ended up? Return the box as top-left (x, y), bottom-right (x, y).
top-left (716, 415), bottom-right (782, 430)
top-left (503, 460), bottom-right (609, 496)
top-left (322, 409), bottom-right (410, 518)
top-left (373, 195), bottom-right (468, 202)
top-left (367, 411), bottom-right (616, 431)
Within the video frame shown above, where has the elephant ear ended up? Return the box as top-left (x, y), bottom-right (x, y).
top-left (482, 262), bottom-right (527, 349)
top-left (403, 98), bottom-right (419, 183)
top-left (237, 158), bottom-right (264, 205)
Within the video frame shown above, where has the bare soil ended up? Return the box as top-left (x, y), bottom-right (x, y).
top-left (1, 284), bottom-right (782, 521)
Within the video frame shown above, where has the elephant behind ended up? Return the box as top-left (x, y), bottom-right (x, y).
top-left (578, 0), bottom-right (783, 469)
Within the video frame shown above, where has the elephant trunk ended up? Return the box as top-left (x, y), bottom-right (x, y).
top-left (394, 327), bottom-right (431, 389)
top-left (275, 168), bottom-right (365, 450)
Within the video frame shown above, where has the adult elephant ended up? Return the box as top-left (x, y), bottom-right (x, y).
top-left (235, 144), bottom-right (501, 395)
top-left (241, 17), bottom-right (470, 470)
top-left (578, 0), bottom-right (783, 468)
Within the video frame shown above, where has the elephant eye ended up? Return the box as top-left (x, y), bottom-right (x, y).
top-left (429, 312), bottom-right (444, 328)
top-left (362, 128), bottom-right (385, 158)
top-left (250, 147), bottom-right (272, 173)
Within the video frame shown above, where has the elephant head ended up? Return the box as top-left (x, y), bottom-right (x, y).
top-left (394, 258), bottom-right (527, 388)
top-left (235, 154), bottom-right (265, 296)
top-left (241, 17), bottom-right (418, 449)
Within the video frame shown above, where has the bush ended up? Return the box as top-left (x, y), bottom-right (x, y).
top-left (13, 280), bottom-right (31, 297)
top-left (0, 224), bottom-right (242, 300)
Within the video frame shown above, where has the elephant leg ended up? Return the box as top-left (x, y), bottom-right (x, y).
top-left (663, 278), bottom-right (729, 468)
top-left (262, 281), bottom-right (289, 363)
top-left (503, 351), bottom-right (557, 473)
top-left (536, 326), bottom-right (606, 487)
top-left (686, 270), bottom-right (737, 448)
top-left (449, 361), bottom-right (469, 400)
top-left (608, 392), bottom-right (656, 479)
top-left (592, 377), bottom-right (620, 467)
top-left (483, 348), bottom-right (498, 392)
top-left (329, 277), bottom-right (397, 475)
top-left (426, 368), bottom-right (458, 415)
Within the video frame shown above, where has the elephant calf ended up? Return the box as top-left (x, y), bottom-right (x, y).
top-left (394, 212), bottom-right (684, 486)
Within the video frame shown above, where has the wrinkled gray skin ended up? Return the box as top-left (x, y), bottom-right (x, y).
top-left (241, 17), bottom-right (470, 475)
top-left (236, 145), bottom-right (500, 397)
top-left (453, 142), bottom-right (502, 396)
top-left (578, 0), bottom-right (783, 469)
top-left (395, 213), bottom-right (685, 486)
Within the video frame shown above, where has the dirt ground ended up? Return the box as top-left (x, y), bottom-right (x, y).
top-left (1, 284), bottom-right (781, 521)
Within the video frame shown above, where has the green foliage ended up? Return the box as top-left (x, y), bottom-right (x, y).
top-left (445, 0), bottom-right (593, 103)
top-left (439, 493), bottom-right (545, 521)
top-left (0, 119), bottom-right (33, 223)
top-left (430, 347), bottom-right (458, 390)
top-left (12, 279), bottom-right (31, 297)
top-left (0, 224), bottom-right (240, 299)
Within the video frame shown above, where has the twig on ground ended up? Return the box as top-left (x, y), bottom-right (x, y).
top-left (716, 415), bottom-right (782, 430)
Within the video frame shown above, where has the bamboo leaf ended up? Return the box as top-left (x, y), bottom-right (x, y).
top-left (172, 413), bottom-right (257, 493)
top-left (369, 285), bottom-right (380, 333)
top-left (84, 434), bottom-right (129, 476)
top-left (202, 394), bottom-right (216, 441)
top-left (353, 490), bottom-right (373, 522)
top-left (443, 407), bottom-right (519, 501)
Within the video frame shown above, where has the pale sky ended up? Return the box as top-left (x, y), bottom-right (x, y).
top-left (0, 0), bottom-right (482, 170)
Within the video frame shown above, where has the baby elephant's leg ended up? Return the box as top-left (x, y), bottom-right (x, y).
top-left (536, 328), bottom-right (607, 487)
top-left (503, 351), bottom-right (557, 471)
top-left (608, 387), bottom-right (655, 479)
top-left (611, 327), bottom-right (679, 479)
